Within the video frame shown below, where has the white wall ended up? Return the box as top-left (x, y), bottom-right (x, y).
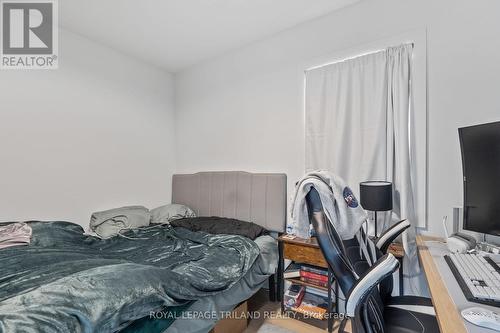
top-left (175, 0), bottom-right (500, 236)
top-left (0, 30), bottom-right (176, 228)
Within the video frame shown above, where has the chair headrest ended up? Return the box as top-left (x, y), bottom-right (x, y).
top-left (305, 187), bottom-right (323, 213)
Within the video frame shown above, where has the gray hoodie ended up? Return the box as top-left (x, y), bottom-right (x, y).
top-left (291, 171), bottom-right (376, 266)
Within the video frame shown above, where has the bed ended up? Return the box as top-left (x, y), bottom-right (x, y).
top-left (165, 171), bottom-right (287, 333)
top-left (0, 171), bottom-right (286, 333)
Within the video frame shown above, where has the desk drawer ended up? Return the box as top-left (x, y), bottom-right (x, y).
top-left (283, 243), bottom-right (328, 268)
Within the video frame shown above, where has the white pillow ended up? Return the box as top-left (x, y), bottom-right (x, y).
top-left (150, 204), bottom-right (196, 224)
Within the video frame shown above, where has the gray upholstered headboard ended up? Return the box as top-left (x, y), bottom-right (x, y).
top-left (172, 171), bottom-right (287, 233)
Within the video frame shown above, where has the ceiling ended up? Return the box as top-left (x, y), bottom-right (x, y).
top-left (60, 0), bottom-right (361, 72)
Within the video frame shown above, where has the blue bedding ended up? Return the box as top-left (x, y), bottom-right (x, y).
top-left (0, 221), bottom-right (261, 332)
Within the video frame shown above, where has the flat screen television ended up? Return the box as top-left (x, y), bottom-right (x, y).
top-left (459, 121), bottom-right (500, 236)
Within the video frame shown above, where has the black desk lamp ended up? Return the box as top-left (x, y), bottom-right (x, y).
top-left (360, 181), bottom-right (393, 237)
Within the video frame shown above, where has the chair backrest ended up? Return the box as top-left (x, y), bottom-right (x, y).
top-left (343, 232), bottom-right (393, 301)
top-left (305, 187), bottom-right (386, 333)
top-left (305, 187), bottom-right (358, 293)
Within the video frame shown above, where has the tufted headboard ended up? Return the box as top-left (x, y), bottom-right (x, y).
top-left (171, 171), bottom-right (287, 233)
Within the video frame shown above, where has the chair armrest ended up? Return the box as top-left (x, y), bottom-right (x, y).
top-left (345, 254), bottom-right (399, 317)
top-left (375, 219), bottom-right (411, 253)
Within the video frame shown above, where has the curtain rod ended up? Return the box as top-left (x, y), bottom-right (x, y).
top-left (305, 42), bottom-right (414, 72)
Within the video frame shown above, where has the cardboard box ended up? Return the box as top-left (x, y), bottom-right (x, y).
top-left (210, 301), bottom-right (248, 333)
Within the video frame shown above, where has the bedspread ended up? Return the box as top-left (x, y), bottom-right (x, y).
top-left (0, 221), bottom-right (260, 333)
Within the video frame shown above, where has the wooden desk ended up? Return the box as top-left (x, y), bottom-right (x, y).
top-left (416, 235), bottom-right (467, 333)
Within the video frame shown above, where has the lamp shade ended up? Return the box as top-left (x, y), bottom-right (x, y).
top-left (359, 181), bottom-right (393, 211)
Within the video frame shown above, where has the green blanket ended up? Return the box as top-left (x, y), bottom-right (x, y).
top-left (0, 221), bottom-right (260, 332)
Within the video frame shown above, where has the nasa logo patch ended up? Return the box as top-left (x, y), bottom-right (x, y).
top-left (343, 187), bottom-right (358, 208)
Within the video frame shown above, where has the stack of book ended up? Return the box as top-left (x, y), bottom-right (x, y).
top-left (284, 284), bottom-right (330, 319)
top-left (299, 264), bottom-right (328, 288)
top-left (292, 289), bottom-right (329, 319)
top-left (283, 263), bottom-right (332, 319)
top-left (283, 263), bottom-right (301, 279)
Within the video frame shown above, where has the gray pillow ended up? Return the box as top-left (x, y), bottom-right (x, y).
top-left (150, 204), bottom-right (196, 224)
top-left (90, 205), bottom-right (151, 238)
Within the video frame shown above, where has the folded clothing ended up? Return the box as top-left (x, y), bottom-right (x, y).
top-left (90, 206), bottom-right (151, 239)
top-left (0, 222), bottom-right (32, 249)
top-left (170, 216), bottom-right (269, 240)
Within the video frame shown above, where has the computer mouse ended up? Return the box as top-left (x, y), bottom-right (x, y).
top-left (462, 307), bottom-right (500, 331)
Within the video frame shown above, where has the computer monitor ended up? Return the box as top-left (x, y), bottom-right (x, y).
top-left (459, 121), bottom-right (500, 236)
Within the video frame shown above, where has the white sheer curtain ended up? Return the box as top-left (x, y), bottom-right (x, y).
top-left (305, 44), bottom-right (423, 294)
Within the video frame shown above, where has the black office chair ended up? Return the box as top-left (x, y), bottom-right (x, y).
top-left (344, 218), bottom-right (410, 302)
top-left (305, 187), bottom-right (438, 333)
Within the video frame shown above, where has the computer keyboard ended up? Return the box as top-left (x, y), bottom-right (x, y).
top-left (445, 253), bottom-right (500, 307)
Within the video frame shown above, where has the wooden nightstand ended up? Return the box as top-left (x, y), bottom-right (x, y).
top-left (278, 235), bottom-right (338, 333)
